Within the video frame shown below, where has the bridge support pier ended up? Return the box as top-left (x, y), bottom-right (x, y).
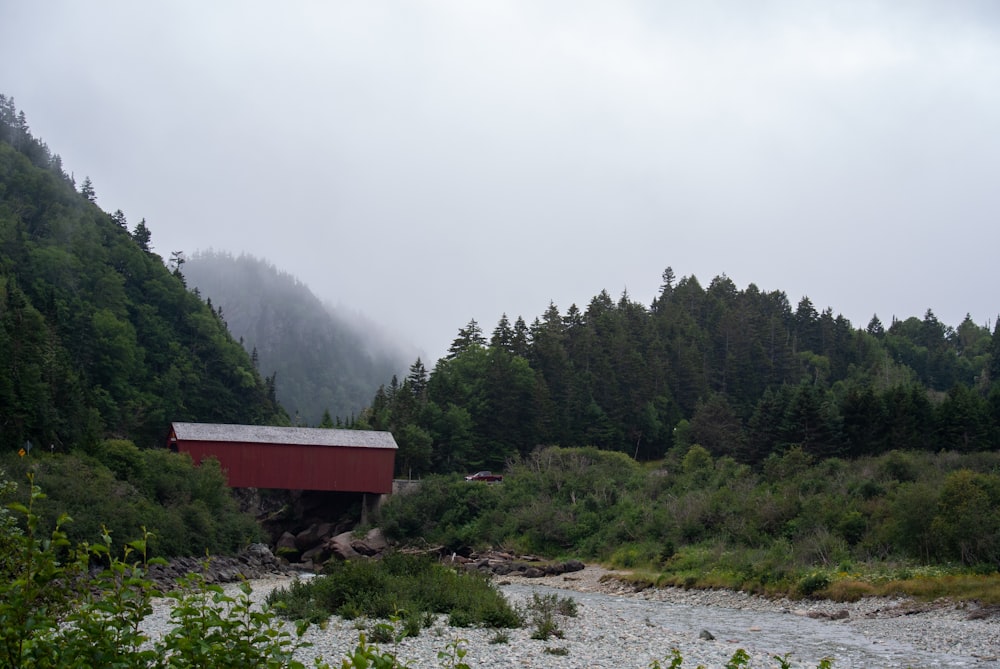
top-left (360, 492), bottom-right (381, 526)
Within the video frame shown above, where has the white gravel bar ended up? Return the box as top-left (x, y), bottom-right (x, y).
top-left (143, 567), bottom-right (1000, 668)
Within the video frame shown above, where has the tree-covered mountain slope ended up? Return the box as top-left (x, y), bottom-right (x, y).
top-left (0, 95), bottom-right (286, 451)
top-left (363, 273), bottom-right (1000, 477)
top-left (183, 250), bottom-right (409, 425)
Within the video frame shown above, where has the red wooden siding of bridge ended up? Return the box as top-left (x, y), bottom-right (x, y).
top-left (168, 422), bottom-right (397, 493)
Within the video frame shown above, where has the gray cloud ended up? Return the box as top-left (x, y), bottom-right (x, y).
top-left (3, 1), bottom-right (998, 361)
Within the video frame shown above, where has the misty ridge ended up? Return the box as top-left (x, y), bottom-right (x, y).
top-left (182, 250), bottom-right (414, 426)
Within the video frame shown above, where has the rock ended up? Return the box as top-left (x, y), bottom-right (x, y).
top-left (326, 532), bottom-right (362, 560)
top-left (275, 531), bottom-right (299, 559)
top-left (141, 546), bottom-right (288, 592)
top-left (805, 609), bottom-right (850, 620)
top-left (301, 544), bottom-right (330, 564)
top-left (699, 629), bottom-right (715, 640)
top-left (350, 539), bottom-right (379, 556)
top-left (242, 542), bottom-right (275, 566)
top-left (315, 522), bottom-right (335, 541)
top-left (364, 527), bottom-right (389, 553)
top-left (295, 524), bottom-right (321, 551)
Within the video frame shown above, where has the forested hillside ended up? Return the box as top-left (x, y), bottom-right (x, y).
top-left (183, 250), bottom-right (408, 425)
top-left (362, 271), bottom-right (999, 476)
top-left (0, 94), bottom-right (287, 452)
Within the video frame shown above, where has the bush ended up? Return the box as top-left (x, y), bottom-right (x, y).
top-left (521, 592), bottom-right (577, 640)
top-left (798, 572), bottom-right (831, 597)
top-left (267, 553), bottom-right (520, 630)
top-left (0, 474), bottom-right (312, 668)
top-left (0, 449), bottom-right (262, 558)
top-left (0, 474), bottom-right (478, 669)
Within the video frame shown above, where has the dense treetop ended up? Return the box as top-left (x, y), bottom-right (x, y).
top-left (362, 272), bottom-right (999, 476)
top-left (0, 94), bottom-right (286, 452)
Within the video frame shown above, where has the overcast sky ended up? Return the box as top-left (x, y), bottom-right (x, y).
top-left (3, 1), bottom-right (998, 363)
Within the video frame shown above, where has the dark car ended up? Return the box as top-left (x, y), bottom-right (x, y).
top-left (464, 470), bottom-right (503, 482)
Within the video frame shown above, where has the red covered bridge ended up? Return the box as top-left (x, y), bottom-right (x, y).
top-left (168, 422), bottom-right (397, 493)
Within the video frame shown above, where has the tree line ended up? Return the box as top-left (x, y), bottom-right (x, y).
top-left (358, 271), bottom-right (999, 476)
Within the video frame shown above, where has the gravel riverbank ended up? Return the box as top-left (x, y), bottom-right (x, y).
top-left (143, 566), bottom-right (1000, 668)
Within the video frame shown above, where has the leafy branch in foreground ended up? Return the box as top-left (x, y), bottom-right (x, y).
top-left (649, 648), bottom-right (835, 668)
top-left (0, 472), bottom-right (485, 669)
top-left (0, 472), bottom-right (317, 668)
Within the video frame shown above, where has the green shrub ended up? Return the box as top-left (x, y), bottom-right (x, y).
top-left (521, 592), bottom-right (577, 641)
top-left (268, 553), bottom-right (520, 630)
top-left (798, 572), bottom-right (831, 597)
top-left (0, 474), bottom-right (311, 668)
top-left (0, 475), bottom-right (480, 669)
top-left (0, 450), bottom-right (261, 558)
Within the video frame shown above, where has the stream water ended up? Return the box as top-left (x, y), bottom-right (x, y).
top-left (502, 583), bottom-right (999, 668)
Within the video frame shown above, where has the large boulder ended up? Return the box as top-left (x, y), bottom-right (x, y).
top-left (295, 525), bottom-right (322, 551)
top-left (350, 528), bottom-right (390, 557)
top-left (325, 532), bottom-right (362, 560)
top-left (274, 531), bottom-right (300, 560)
top-left (364, 528), bottom-right (389, 553)
top-left (301, 543), bottom-right (331, 565)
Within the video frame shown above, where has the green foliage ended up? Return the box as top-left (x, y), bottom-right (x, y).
top-left (0, 103), bottom-right (286, 453)
top-left (0, 475), bottom-right (316, 668)
top-left (158, 576), bottom-right (311, 669)
top-left (0, 474), bottom-right (82, 668)
top-left (266, 553), bottom-right (520, 630)
top-left (379, 446), bottom-right (1000, 592)
top-left (1, 444), bottom-right (261, 558)
top-left (356, 255), bottom-right (998, 477)
top-left (649, 649), bottom-right (835, 669)
top-left (0, 473), bottom-right (499, 669)
top-left (379, 474), bottom-right (506, 551)
top-left (0, 468), bottom-right (22, 579)
top-left (930, 469), bottom-right (1000, 565)
top-left (797, 572), bottom-right (831, 597)
top-left (521, 592), bottom-right (577, 641)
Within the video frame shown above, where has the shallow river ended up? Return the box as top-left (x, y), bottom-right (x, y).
top-left (502, 583), bottom-right (999, 669)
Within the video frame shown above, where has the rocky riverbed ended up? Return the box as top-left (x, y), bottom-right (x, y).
top-left (143, 565), bottom-right (1000, 668)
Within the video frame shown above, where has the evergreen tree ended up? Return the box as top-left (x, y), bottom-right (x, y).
top-left (132, 218), bottom-right (151, 251)
top-left (867, 315), bottom-right (885, 337)
top-left (744, 386), bottom-right (791, 464)
top-left (0, 119), bottom-right (287, 448)
top-left (80, 176), bottom-right (96, 202)
top-left (780, 382), bottom-right (842, 458)
top-left (989, 318), bottom-right (1000, 388)
top-left (793, 296), bottom-right (820, 353)
top-left (490, 313), bottom-right (513, 351)
top-left (446, 319), bottom-right (485, 359)
top-left (689, 393), bottom-right (745, 458)
top-left (511, 316), bottom-right (530, 357)
top-left (110, 209), bottom-right (127, 229)
top-left (407, 358), bottom-right (429, 399)
top-left (840, 385), bottom-right (887, 456)
top-left (936, 384), bottom-right (990, 452)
